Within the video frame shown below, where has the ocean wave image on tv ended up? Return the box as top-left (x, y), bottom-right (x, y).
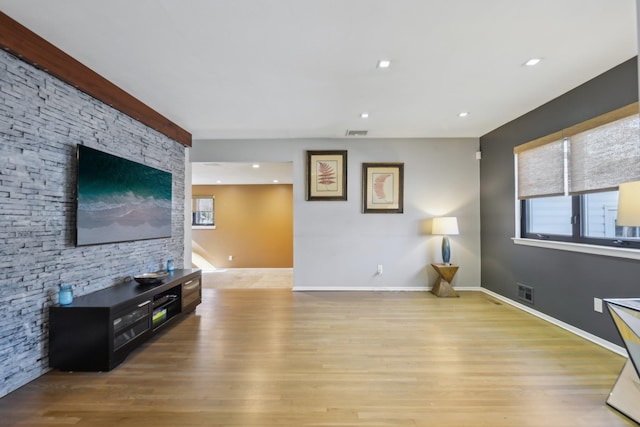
top-left (76, 145), bottom-right (172, 246)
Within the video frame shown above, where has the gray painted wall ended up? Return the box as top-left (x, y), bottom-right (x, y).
top-left (191, 137), bottom-right (481, 290)
top-left (479, 57), bottom-right (639, 346)
top-left (0, 50), bottom-right (186, 397)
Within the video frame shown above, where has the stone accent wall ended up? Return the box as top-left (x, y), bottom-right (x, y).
top-left (0, 50), bottom-right (185, 397)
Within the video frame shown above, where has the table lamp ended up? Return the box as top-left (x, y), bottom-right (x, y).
top-left (617, 181), bottom-right (640, 227)
top-left (432, 217), bottom-right (459, 265)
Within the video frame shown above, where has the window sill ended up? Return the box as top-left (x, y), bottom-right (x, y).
top-left (512, 238), bottom-right (640, 261)
top-left (192, 225), bottom-right (216, 230)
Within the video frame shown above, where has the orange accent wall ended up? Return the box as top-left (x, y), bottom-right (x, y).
top-left (191, 185), bottom-right (293, 268)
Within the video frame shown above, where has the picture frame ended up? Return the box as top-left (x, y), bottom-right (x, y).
top-left (306, 150), bottom-right (348, 201)
top-left (362, 162), bottom-right (404, 213)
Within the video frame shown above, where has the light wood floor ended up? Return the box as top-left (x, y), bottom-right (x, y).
top-left (202, 268), bottom-right (293, 289)
top-left (0, 287), bottom-right (633, 426)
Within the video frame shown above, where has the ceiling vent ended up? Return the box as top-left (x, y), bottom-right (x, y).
top-left (346, 130), bottom-right (368, 136)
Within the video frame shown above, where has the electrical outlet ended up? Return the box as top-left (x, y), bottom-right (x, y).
top-left (594, 297), bottom-right (603, 313)
top-left (377, 265), bottom-right (383, 275)
top-left (228, 255), bottom-right (233, 261)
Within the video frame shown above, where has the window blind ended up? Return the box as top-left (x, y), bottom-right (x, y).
top-left (568, 114), bottom-right (640, 194)
top-left (516, 137), bottom-right (565, 199)
top-left (514, 102), bottom-right (640, 200)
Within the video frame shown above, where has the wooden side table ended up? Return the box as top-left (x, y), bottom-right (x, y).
top-left (430, 263), bottom-right (459, 297)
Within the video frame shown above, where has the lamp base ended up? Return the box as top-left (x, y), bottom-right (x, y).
top-left (441, 236), bottom-right (451, 265)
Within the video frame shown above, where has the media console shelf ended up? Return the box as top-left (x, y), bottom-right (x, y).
top-left (49, 269), bottom-right (201, 371)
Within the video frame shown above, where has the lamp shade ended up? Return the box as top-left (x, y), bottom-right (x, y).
top-left (432, 217), bottom-right (459, 235)
top-left (617, 181), bottom-right (640, 227)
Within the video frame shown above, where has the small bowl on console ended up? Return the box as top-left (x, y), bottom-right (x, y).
top-left (133, 271), bottom-right (169, 285)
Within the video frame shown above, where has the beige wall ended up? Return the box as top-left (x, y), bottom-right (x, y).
top-left (192, 184), bottom-right (293, 268)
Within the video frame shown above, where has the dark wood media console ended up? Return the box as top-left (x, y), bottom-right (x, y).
top-left (49, 269), bottom-right (202, 371)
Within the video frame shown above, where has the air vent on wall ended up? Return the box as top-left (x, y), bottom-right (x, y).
top-left (346, 130), bottom-right (368, 136)
top-left (517, 283), bottom-right (534, 304)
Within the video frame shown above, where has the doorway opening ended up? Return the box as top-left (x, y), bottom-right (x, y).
top-left (190, 162), bottom-right (293, 289)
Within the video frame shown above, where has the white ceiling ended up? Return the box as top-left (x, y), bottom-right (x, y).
top-left (1, 1), bottom-right (637, 184)
top-left (0, 0), bottom-right (637, 142)
top-left (192, 162), bottom-right (293, 185)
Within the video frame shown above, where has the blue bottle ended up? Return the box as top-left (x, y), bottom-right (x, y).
top-left (167, 259), bottom-right (175, 272)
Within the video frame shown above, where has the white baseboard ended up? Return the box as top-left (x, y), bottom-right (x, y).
top-left (293, 286), bottom-right (429, 292)
top-left (292, 286), bottom-right (482, 292)
top-left (479, 288), bottom-right (627, 357)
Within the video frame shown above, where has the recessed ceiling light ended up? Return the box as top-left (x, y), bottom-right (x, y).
top-left (377, 59), bottom-right (391, 69)
top-left (273, 179), bottom-right (279, 183)
top-left (361, 112), bottom-right (369, 119)
top-left (252, 164), bottom-right (260, 169)
top-left (216, 180), bottom-right (222, 184)
top-left (524, 58), bottom-right (541, 67)
top-left (458, 111), bottom-right (469, 118)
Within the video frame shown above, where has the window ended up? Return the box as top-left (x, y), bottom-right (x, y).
top-left (192, 196), bottom-right (215, 226)
top-left (522, 192), bottom-right (640, 247)
top-left (516, 103), bottom-right (640, 249)
top-left (524, 196), bottom-right (572, 237)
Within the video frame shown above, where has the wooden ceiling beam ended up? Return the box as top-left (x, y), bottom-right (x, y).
top-left (0, 12), bottom-right (192, 147)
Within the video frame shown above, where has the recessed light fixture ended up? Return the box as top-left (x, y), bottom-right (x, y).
top-left (377, 59), bottom-right (391, 69)
top-left (524, 58), bottom-right (541, 67)
top-left (458, 111), bottom-right (469, 118)
top-left (216, 180), bottom-right (222, 184)
top-left (273, 179), bottom-right (279, 183)
top-left (361, 112), bottom-right (369, 119)
top-left (252, 164), bottom-right (260, 169)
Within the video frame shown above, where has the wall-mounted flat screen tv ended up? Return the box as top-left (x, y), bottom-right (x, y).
top-left (76, 145), bottom-right (172, 246)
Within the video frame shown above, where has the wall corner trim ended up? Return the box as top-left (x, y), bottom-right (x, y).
top-left (0, 11), bottom-right (192, 147)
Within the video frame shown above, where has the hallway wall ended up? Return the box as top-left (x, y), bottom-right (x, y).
top-left (192, 184), bottom-right (293, 268)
